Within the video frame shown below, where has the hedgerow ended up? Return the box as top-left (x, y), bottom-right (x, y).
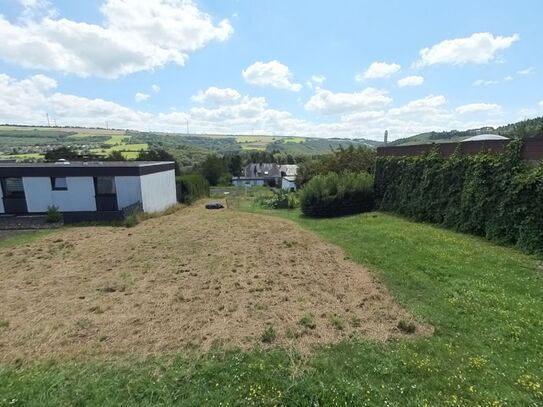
top-left (176, 175), bottom-right (210, 204)
top-left (300, 172), bottom-right (374, 217)
top-left (375, 139), bottom-right (543, 253)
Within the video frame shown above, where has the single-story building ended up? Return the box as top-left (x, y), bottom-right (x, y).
top-left (0, 160), bottom-right (177, 222)
top-left (232, 163), bottom-right (298, 190)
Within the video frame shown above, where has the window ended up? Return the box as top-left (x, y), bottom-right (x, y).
top-left (1, 177), bottom-right (25, 197)
top-left (51, 177), bottom-right (68, 191)
top-left (95, 177), bottom-right (116, 195)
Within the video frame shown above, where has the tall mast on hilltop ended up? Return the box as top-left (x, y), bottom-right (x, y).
top-left (384, 130), bottom-right (388, 145)
top-left (46, 113), bottom-right (50, 127)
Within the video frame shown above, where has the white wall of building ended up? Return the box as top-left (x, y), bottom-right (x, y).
top-left (281, 178), bottom-right (297, 191)
top-left (115, 176), bottom-right (142, 209)
top-left (0, 183), bottom-right (4, 213)
top-left (23, 177), bottom-right (97, 212)
top-left (140, 169), bottom-right (176, 212)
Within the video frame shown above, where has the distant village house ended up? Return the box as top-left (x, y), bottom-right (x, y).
top-left (232, 163), bottom-right (298, 191)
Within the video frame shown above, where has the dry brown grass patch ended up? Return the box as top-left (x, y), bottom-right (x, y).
top-left (0, 204), bottom-right (429, 361)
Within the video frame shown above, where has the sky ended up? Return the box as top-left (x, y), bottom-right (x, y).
top-left (0, 0), bottom-right (542, 141)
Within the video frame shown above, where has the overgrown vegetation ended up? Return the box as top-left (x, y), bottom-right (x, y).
top-left (300, 172), bottom-right (374, 217)
top-left (296, 145), bottom-right (376, 186)
top-left (256, 190), bottom-right (298, 209)
top-left (176, 175), bottom-right (210, 204)
top-left (375, 139), bottom-right (543, 253)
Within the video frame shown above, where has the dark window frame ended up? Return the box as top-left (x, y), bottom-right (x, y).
top-left (1, 177), bottom-right (25, 198)
top-left (94, 176), bottom-right (117, 196)
top-left (50, 177), bottom-right (68, 191)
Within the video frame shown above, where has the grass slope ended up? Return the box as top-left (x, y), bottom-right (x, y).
top-left (0, 211), bottom-right (542, 405)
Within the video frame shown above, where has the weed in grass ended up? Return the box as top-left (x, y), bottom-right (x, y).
top-left (286, 327), bottom-right (302, 339)
top-left (350, 315), bottom-right (362, 328)
top-left (0, 319), bottom-right (9, 328)
top-left (299, 313), bottom-right (316, 330)
top-left (329, 314), bottom-right (345, 331)
top-left (397, 319), bottom-right (416, 334)
top-left (261, 324), bottom-right (276, 343)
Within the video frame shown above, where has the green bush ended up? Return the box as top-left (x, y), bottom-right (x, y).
top-left (300, 172), bottom-right (374, 217)
top-left (176, 175), bottom-right (210, 204)
top-left (374, 139), bottom-right (543, 254)
top-left (45, 205), bottom-right (62, 223)
top-left (261, 190), bottom-right (298, 209)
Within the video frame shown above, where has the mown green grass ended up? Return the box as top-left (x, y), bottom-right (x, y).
top-left (0, 210), bottom-right (542, 406)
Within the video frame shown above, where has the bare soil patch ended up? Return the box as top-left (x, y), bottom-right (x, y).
top-left (0, 205), bottom-right (429, 361)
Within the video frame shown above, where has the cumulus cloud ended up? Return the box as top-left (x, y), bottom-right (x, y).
top-left (306, 74), bottom-right (326, 89)
top-left (0, 0), bottom-right (233, 78)
top-left (152, 84), bottom-right (160, 93)
top-left (416, 32), bottom-right (519, 66)
top-left (397, 75), bottom-right (424, 87)
top-left (242, 60), bottom-right (302, 91)
top-left (191, 86), bottom-right (242, 104)
top-left (135, 92), bottom-right (150, 102)
top-left (0, 72), bottom-right (512, 142)
top-left (304, 88), bottom-right (392, 115)
top-left (456, 103), bottom-right (502, 115)
top-left (356, 62), bottom-right (401, 80)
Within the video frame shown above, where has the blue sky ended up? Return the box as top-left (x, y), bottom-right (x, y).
top-left (0, 0), bottom-right (541, 140)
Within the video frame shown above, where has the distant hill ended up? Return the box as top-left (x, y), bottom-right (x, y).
top-left (0, 124), bottom-right (381, 163)
top-left (390, 116), bottom-right (543, 146)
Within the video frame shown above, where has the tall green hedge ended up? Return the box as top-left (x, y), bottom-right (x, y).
top-left (300, 172), bottom-right (374, 217)
top-left (375, 140), bottom-right (543, 253)
top-left (176, 175), bottom-right (209, 204)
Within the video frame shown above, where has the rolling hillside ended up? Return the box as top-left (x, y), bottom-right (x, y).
top-left (391, 116), bottom-right (543, 146)
top-left (0, 124), bottom-right (381, 163)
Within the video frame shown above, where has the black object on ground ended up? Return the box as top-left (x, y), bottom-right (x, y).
top-left (205, 202), bottom-right (224, 210)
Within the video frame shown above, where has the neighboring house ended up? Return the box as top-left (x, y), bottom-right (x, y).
top-left (0, 160), bottom-right (177, 222)
top-left (232, 163), bottom-right (298, 190)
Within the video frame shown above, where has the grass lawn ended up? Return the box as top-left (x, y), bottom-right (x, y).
top-left (0, 209), bottom-right (542, 405)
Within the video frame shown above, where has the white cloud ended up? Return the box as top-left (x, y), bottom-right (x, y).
top-left (397, 75), bottom-right (424, 87)
top-left (456, 103), bottom-right (502, 115)
top-left (152, 84), bottom-right (160, 93)
top-left (504, 75), bottom-right (513, 81)
top-left (416, 32), bottom-right (519, 66)
top-left (517, 67), bottom-right (535, 75)
top-left (0, 0), bottom-right (233, 78)
top-left (191, 86), bottom-right (241, 104)
top-left (356, 62), bottom-right (401, 80)
top-left (0, 72), bottom-right (515, 142)
top-left (304, 87), bottom-right (392, 115)
top-left (242, 60), bottom-right (302, 91)
top-left (473, 79), bottom-right (499, 86)
top-left (539, 101), bottom-right (543, 108)
top-left (306, 74), bottom-right (326, 89)
top-left (135, 92), bottom-right (150, 102)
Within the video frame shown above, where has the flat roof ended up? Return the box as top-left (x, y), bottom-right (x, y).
top-left (0, 161), bottom-right (175, 177)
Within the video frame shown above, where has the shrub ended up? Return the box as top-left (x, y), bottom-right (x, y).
top-left (176, 175), bottom-right (210, 204)
top-left (45, 205), bottom-right (62, 223)
top-left (262, 190), bottom-right (298, 209)
top-left (300, 172), bottom-right (374, 217)
top-left (375, 139), bottom-right (543, 254)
